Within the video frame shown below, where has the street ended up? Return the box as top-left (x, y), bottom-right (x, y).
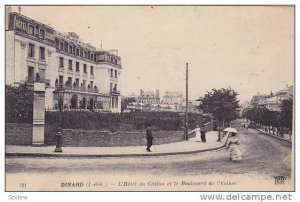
top-left (6, 125), bottom-right (292, 179)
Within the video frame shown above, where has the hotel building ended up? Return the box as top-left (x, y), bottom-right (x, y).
top-left (6, 10), bottom-right (122, 113)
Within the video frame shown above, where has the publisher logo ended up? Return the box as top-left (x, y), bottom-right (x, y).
top-left (274, 176), bottom-right (286, 185)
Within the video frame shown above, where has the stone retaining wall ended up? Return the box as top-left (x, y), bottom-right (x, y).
top-left (5, 123), bottom-right (32, 145)
top-left (61, 129), bottom-right (184, 147)
top-left (6, 121), bottom-right (212, 146)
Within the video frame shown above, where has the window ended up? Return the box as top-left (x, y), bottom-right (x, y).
top-left (110, 83), bottom-right (113, 92)
top-left (83, 80), bottom-right (86, 89)
top-left (39, 47), bottom-right (45, 60)
top-left (59, 76), bottom-right (64, 85)
top-left (111, 57), bottom-right (113, 63)
top-left (59, 42), bottom-right (64, 51)
top-left (91, 54), bottom-right (94, 61)
top-left (112, 98), bottom-right (115, 108)
top-left (115, 70), bottom-right (118, 78)
top-left (69, 45), bottom-right (73, 54)
top-left (116, 97), bottom-right (119, 108)
top-left (29, 25), bottom-right (35, 35)
top-left (39, 68), bottom-right (45, 80)
top-left (115, 58), bottom-right (118, 65)
top-left (68, 60), bottom-right (73, 70)
top-left (84, 51), bottom-right (87, 58)
top-left (90, 81), bottom-right (93, 88)
top-left (28, 43), bottom-right (35, 57)
top-left (90, 66), bottom-right (94, 75)
top-left (27, 67), bottom-right (34, 82)
top-left (114, 84), bottom-right (117, 92)
top-left (83, 64), bottom-right (87, 73)
top-left (59, 57), bottom-right (64, 68)
top-left (80, 49), bottom-right (83, 57)
top-left (76, 62), bottom-right (80, 72)
top-left (40, 29), bottom-right (45, 39)
top-left (76, 79), bottom-right (79, 87)
top-left (67, 77), bottom-right (72, 86)
top-left (76, 48), bottom-right (80, 56)
top-left (110, 69), bottom-right (113, 77)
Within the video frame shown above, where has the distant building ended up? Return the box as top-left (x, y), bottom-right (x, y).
top-left (137, 89), bottom-right (160, 104)
top-left (162, 91), bottom-right (184, 105)
top-left (250, 93), bottom-right (271, 107)
top-left (181, 100), bottom-right (200, 113)
top-left (250, 85), bottom-right (293, 111)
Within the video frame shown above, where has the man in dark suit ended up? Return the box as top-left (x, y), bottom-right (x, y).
top-left (146, 125), bottom-right (153, 152)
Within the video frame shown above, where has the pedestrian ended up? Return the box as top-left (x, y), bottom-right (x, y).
top-left (213, 123), bottom-right (218, 131)
top-left (188, 124), bottom-right (201, 142)
top-left (227, 132), bottom-right (242, 162)
top-left (200, 125), bottom-right (206, 142)
top-left (146, 124), bottom-right (153, 152)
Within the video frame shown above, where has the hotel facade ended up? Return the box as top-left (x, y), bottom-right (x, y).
top-left (6, 11), bottom-right (122, 113)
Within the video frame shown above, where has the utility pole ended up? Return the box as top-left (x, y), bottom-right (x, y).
top-left (185, 62), bottom-right (189, 140)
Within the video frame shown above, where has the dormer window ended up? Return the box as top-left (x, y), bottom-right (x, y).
top-left (40, 29), bottom-right (45, 39)
top-left (69, 45), bottom-right (73, 54)
top-left (29, 25), bottom-right (35, 35)
top-left (59, 42), bottom-right (64, 51)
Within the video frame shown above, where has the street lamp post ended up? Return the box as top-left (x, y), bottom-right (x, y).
top-left (54, 85), bottom-right (65, 152)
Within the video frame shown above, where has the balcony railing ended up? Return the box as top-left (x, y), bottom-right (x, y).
top-left (25, 77), bottom-right (50, 86)
top-left (110, 89), bottom-right (120, 95)
top-left (57, 84), bottom-right (99, 93)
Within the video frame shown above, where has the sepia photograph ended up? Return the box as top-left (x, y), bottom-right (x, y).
top-left (4, 5), bottom-right (294, 192)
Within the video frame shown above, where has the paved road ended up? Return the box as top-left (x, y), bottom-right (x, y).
top-left (6, 124), bottom-right (292, 178)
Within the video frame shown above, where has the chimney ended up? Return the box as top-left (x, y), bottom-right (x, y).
top-left (270, 90), bottom-right (274, 97)
top-left (156, 89), bottom-right (160, 98)
top-left (5, 6), bottom-right (12, 31)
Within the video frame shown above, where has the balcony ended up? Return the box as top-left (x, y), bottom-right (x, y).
top-left (67, 69), bottom-right (73, 75)
top-left (110, 89), bottom-right (121, 95)
top-left (25, 77), bottom-right (50, 86)
top-left (75, 71), bottom-right (80, 77)
top-left (57, 84), bottom-right (99, 94)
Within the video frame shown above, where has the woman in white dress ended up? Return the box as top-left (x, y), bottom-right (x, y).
top-left (227, 132), bottom-right (242, 162)
top-left (189, 125), bottom-right (201, 142)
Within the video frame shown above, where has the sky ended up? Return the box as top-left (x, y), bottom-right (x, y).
top-left (11, 6), bottom-right (294, 102)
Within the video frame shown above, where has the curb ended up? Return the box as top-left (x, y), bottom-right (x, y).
top-left (6, 136), bottom-right (229, 159)
top-left (256, 129), bottom-right (292, 146)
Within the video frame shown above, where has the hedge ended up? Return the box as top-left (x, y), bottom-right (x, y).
top-left (45, 111), bottom-right (209, 135)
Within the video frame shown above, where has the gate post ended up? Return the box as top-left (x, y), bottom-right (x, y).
top-left (32, 82), bottom-right (45, 146)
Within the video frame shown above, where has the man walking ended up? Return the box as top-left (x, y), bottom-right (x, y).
top-left (146, 124), bottom-right (153, 152)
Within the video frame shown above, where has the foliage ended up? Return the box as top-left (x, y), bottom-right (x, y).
top-left (280, 98), bottom-right (293, 130)
top-left (198, 88), bottom-right (240, 140)
top-left (45, 111), bottom-right (209, 137)
top-left (243, 97), bottom-right (293, 133)
top-left (5, 84), bottom-right (34, 123)
top-left (198, 88), bottom-right (240, 123)
top-left (121, 97), bottom-right (136, 112)
top-left (70, 95), bottom-right (78, 109)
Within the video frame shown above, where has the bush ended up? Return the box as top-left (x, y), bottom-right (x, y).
top-left (5, 84), bottom-right (34, 123)
top-left (45, 111), bottom-right (209, 134)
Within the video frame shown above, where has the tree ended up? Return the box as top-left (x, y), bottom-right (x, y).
top-left (198, 88), bottom-right (240, 141)
top-left (280, 98), bottom-right (293, 132)
top-left (70, 95), bottom-right (78, 109)
top-left (5, 84), bottom-right (34, 123)
top-left (121, 97), bottom-right (136, 112)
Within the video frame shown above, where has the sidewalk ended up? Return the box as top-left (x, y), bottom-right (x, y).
top-left (257, 129), bottom-right (292, 143)
top-left (6, 131), bottom-right (228, 158)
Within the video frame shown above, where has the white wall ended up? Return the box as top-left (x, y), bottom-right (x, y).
top-left (5, 31), bottom-right (15, 84)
